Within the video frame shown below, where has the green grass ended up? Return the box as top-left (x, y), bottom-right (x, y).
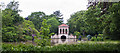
top-left (77, 41), bottom-right (120, 44)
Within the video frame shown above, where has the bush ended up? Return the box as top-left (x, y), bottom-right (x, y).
top-left (104, 36), bottom-right (111, 41)
top-left (91, 37), bottom-right (103, 41)
top-left (2, 42), bottom-right (120, 52)
top-left (98, 34), bottom-right (103, 37)
top-left (73, 31), bottom-right (80, 38)
top-left (24, 35), bottom-right (32, 40)
top-left (91, 37), bottom-right (97, 41)
top-left (97, 37), bottom-right (103, 41)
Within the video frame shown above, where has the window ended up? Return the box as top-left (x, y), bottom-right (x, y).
top-left (60, 29), bottom-right (61, 34)
top-left (66, 29), bottom-right (67, 34)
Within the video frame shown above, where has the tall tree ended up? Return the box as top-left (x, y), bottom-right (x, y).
top-left (53, 10), bottom-right (63, 17)
top-left (47, 17), bottom-right (60, 34)
top-left (2, 1), bottom-right (24, 42)
top-left (6, 1), bottom-right (21, 12)
top-left (2, 9), bottom-right (23, 42)
top-left (86, 2), bottom-right (120, 39)
top-left (68, 10), bottom-right (92, 36)
top-left (104, 2), bottom-right (120, 39)
top-left (35, 19), bottom-right (54, 46)
top-left (53, 10), bottom-right (64, 24)
top-left (27, 12), bottom-right (46, 31)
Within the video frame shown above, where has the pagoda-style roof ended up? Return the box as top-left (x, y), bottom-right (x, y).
top-left (58, 24), bottom-right (69, 27)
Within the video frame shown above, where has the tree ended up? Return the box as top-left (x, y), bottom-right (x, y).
top-left (27, 11), bottom-right (46, 30)
top-left (67, 2), bottom-right (114, 37)
top-left (53, 10), bottom-right (63, 18)
top-left (27, 11), bottom-right (63, 32)
top-left (104, 2), bottom-right (120, 39)
top-left (2, 1), bottom-right (24, 42)
top-left (2, 9), bottom-right (23, 27)
top-left (2, 1), bottom-right (23, 27)
top-left (18, 20), bottom-right (39, 41)
top-left (73, 31), bottom-right (80, 38)
top-left (84, 4), bottom-right (103, 34)
top-left (40, 19), bottom-right (51, 38)
top-left (35, 19), bottom-right (54, 46)
top-left (6, 1), bottom-right (21, 12)
top-left (2, 8), bottom-right (36, 42)
top-left (47, 17), bottom-right (60, 34)
top-left (2, 26), bottom-right (19, 42)
top-left (67, 10), bottom-right (92, 36)
top-left (53, 10), bottom-right (64, 24)
top-left (85, 2), bottom-right (120, 39)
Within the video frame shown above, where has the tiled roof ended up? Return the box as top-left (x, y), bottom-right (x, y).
top-left (59, 24), bottom-right (68, 26)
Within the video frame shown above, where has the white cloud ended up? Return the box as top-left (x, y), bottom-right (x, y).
top-left (0, 0), bottom-right (88, 23)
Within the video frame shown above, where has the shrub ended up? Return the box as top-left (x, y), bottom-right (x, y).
top-left (98, 34), bottom-right (103, 37)
top-left (73, 31), bottom-right (80, 38)
top-left (2, 42), bottom-right (120, 52)
top-left (97, 37), bottom-right (103, 41)
top-left (24, 35), bottom-right (32, 40)
top-left (91, 37), bottom-right (103, 41)
top-left (91, 37), bottom-right (97, 41)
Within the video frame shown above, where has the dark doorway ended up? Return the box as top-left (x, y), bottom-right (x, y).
top-left (61, 35), bottom-right (66, 39)
top-left (61, 39), bottom-right (66, 43)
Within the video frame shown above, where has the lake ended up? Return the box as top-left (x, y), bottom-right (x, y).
top-left (51, 39), bottom-right (78, 46)
top-left (3, 39), bottom-right (78, 46)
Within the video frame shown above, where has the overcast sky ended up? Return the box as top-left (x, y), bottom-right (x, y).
top-left (1, 0), bottom-right (88, 23)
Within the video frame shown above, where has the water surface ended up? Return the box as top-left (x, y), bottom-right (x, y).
top-left (51, 39), bottom-right (78, 45)
top-left (4, 39), bottom-right (78, 46)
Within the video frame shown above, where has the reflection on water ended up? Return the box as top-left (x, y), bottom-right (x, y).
top-left (4, 39), bottom-right (78, 46)
top-left (51, 39), bottom-right (77, 45)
